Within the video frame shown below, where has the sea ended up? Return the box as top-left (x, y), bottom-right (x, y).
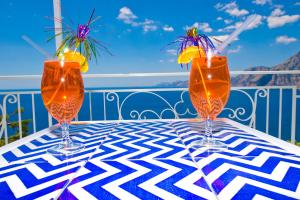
top-left (1, 87), bottom-right (299, 142)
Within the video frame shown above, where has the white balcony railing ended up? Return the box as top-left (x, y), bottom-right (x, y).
top-left (0, 71), bottom-right (299, 146)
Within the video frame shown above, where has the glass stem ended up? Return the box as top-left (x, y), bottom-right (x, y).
top-left (205, 117), bottom-right (213, 141)
top-left (61, 122), bottom-right (72, 147)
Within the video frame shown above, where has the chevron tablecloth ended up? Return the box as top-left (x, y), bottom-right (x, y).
top-left (0, 119), bottom-right (299, 200)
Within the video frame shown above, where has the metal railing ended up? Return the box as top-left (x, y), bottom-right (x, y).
top-left (0, 71), bottom-right (299, 146)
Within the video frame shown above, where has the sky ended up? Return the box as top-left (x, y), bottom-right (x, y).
top-left (0, 0), bottom-right (299, 78)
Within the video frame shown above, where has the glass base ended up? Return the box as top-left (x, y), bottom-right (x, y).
top-left (189, 138), bottom-right (227, 151)
top-left (47, 142), bottom-right (85, 155)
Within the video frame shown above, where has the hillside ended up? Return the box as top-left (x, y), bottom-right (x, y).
top-left (232, 51), bottom-right (300, 86)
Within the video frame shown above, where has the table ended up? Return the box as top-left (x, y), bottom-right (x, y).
top-left (0, 119), bottom-right (299, 200)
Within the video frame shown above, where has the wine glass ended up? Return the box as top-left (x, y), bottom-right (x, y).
top-left (189, 54), bottom-right (231, 150)
top-left (41, 60), bottom-right (85, 155)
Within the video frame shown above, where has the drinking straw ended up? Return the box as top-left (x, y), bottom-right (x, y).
top-left (195, 14), bottom-right (258, 115)
top-left (216, 14), bottom-right (258, 54)
top-left (21, 35), bottom-right (53, 59)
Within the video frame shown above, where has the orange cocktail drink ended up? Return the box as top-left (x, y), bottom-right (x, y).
top-left (189, 56), bottom-right (230, 120)
top-left (41, 60), bottom-right (84, 123)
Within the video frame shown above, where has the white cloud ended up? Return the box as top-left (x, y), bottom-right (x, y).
top-left (252, 0), bottom-right (271, 5)
top-left (224, 19), bottom-right (233, 24)
top-left (218, 15), bottom-right (263, 32)
top-left (267, 8), bottom-right (300, 28)
top-left (117, 7), bottom-right (159, 33)
top-left (228, 45), bottom-right (242, 54)
top-left (274, 4), bottom-right (283, 9)
top-left (215, 2), bottom-right (249, 17)
top-left (276, 35), bottom-right (298, 44)
top-left (217, 17), bottom-right (223, 20)
top-left (163, 25), bottom-right (174, 32)
top-left (159, 59), bottom-right (164, 63)
top-left (142, 19), bottom-right (158, 32)
top-left (185, 22), bottom-right (213, 33)
top-left (218, 23), bottom-right (239, 32)
top-left (168, 59), bottom-right (175, 63)
top-left (295, 2), bottom-right (300, 6)
top-left (117, 7), bottom-right (137, 25)
top-left (166, 49), bottom-right (177, 56)
top-left (247, 15), bottom-right (264, 29)
top-left (198, 23), bottom-right (213, 32)
top-left (215, 3), bottom-right (223, 10)
top-left (271, 8), bottom-right (284, 16)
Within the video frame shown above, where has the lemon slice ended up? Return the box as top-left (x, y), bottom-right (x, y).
top-left (178, 46), bottom-right (206, 64)
top-left (62, 51), bottom-right (88, 73)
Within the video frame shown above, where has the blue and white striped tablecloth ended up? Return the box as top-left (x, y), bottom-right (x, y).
top-left (0, 119), bottom-right (299, 200)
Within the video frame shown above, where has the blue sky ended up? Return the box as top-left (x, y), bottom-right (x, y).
top-left (0, 0), bottom-right (299, 76)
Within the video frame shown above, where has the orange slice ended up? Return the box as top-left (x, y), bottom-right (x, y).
top-left (177, 46), bottom-right (206, 64)
top-left (61, 51), bottom-right (88, 73)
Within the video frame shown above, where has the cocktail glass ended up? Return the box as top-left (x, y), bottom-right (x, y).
top-left (41, 60), bottom-right (85, 155)
top-left (189, 54), bottom-right (230, 150)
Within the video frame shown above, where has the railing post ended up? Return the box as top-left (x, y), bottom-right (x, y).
top-left (17, 94), bottom-right (23, 139)
top-left (0, 104), bottom-right (8, 145)
top-left (31, 93), bottom-right (37, 133)
top-left (266, 89), bottom-right (270, 134)
top-left (48, 113), bottom-right (53, 127)
top-left (291, 87), bottom-right (296, 144)
top-left (278, 88), bottom-right (282, 139)
top-left (103, 92), bottom-right (106, 120)
top-left (89, 91), bottom-right (93, 121)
